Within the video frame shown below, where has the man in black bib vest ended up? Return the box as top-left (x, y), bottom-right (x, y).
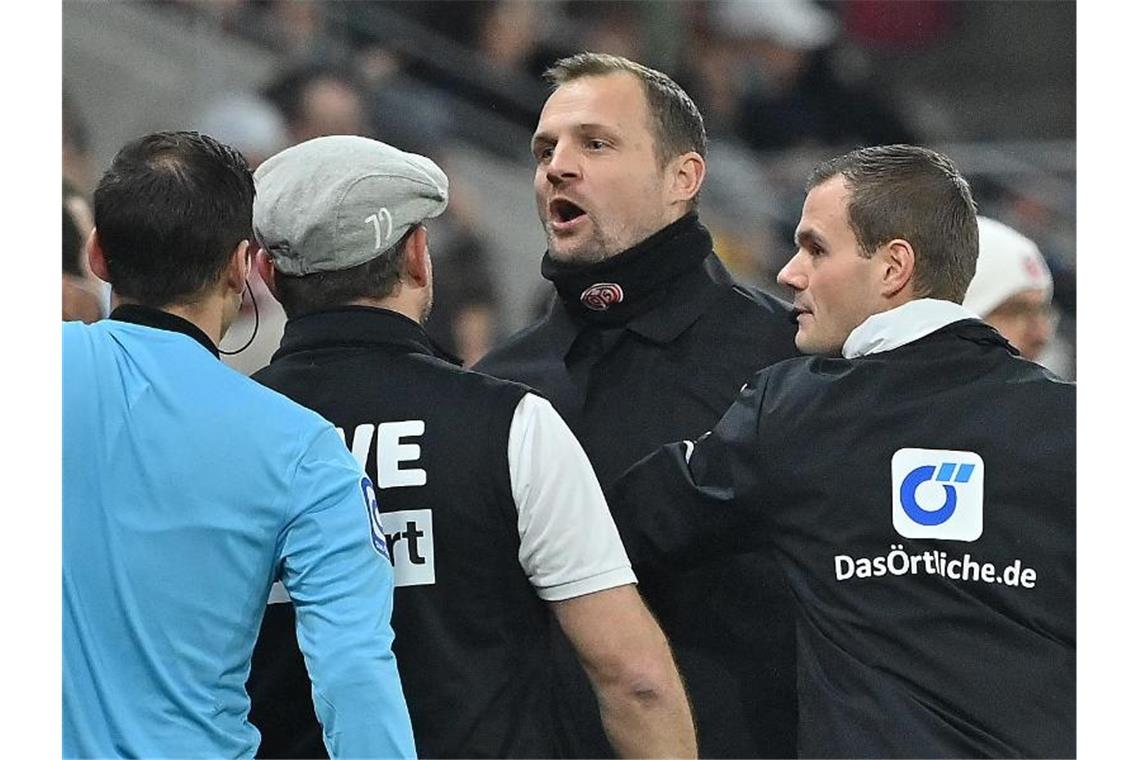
top-left (611, 144), bottom-right (1075, 757)
top-left (475, 53), bottom-right (800, 758)
top-left (244, 135), bottom-right (695, 759)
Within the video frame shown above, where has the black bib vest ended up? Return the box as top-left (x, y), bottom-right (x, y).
top-left (246, 307), bottom-right (564, 758)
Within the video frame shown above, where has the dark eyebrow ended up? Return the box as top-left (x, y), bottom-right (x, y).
top-left (795, 228), bottom-right (826, 249)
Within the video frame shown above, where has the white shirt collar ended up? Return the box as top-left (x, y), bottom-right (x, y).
top-left (842, 299), bottom-right (979, 359)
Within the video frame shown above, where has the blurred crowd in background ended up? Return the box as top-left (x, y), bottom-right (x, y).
top-left (62, 0), bottom-right (1075, 378)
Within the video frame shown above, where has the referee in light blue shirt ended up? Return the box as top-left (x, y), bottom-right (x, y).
top-left (62, 131), bottom-right (416, 759)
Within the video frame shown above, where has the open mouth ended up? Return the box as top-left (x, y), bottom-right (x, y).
top-left (549, 199), bottom-right (587, 226)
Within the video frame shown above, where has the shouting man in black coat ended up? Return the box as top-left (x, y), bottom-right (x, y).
top-left (476, 52), bottom-right (800, 758)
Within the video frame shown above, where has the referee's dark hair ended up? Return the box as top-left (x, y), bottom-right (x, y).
top-left (93, 130), bottom-right (254, 307)
top-left (544, 52), bottom-right (707, 169)
top-left (808, 144), bottom-right (979, 303)
top-left (272, 226), bottom-right (418, 319)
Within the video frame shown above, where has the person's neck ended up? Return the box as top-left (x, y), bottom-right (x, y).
top-left (346, 294), bottom-right (424, 325)
top-left (111, 293), bottom-right (227, 346)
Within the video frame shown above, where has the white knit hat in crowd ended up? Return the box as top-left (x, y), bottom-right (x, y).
top-left (962, 216), bottom-right (1053, 318)
top-left (712, 0), bottom-right (839, 51)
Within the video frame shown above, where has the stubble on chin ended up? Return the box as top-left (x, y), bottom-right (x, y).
top-left (545, 227), bottom-right (615, 266)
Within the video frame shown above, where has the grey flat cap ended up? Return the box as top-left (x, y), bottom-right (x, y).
top-left (253, 135), bottom-right (449, 275)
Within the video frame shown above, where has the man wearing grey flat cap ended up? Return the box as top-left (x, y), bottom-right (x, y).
top-left (245, 135), bottom-right (696, 759)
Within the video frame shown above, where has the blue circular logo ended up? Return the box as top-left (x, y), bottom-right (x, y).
top-left (899, 465), bottom-right (958, 526)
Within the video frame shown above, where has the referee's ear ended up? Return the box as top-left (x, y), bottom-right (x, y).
top-left (87, 230), bottom-right (110, 285)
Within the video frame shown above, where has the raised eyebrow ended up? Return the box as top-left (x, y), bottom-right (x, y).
top-left (577, 123), bottom-right (620, 141)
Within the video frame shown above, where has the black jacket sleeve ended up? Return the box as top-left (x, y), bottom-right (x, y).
top-left (609, 376), bottom-right (770, 572)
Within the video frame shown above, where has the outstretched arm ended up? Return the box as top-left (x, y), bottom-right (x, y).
top-left (609, 377), bottom-right (770, 571)
top-left (553, 586), bottom-right (696, 759)
top-left (508, 394), bottom-right (695, 757)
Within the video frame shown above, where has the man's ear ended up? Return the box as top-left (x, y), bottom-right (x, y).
top-left (254, 248), bottom-right (279, 299)
top-left (880, 238), bottom-right (916, 299)
top-left (669, 151), bottom-right (706, 205)
top-left (402, 225), bottom-right (431, 289)
top-left (225, 240), bottom-right (251, 295)
top-left (87, 230), bottom-right (110, 283)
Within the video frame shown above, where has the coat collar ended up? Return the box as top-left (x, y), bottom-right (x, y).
top-left (109, 304), bottom-right (219, 357)
top-left (538, 253), bottom-right (730, 361)
top-left (536, 214), bottom-right (729, 359)
top-left (272, 305), bottom-right (460, 364)
top-left (541, 214), bottom-right (713, 327)
top-left (843, 299), bottom-right (993, 358)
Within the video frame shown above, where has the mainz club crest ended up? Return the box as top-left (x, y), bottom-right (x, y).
top-left (580, 282), bottom-right (624, 311)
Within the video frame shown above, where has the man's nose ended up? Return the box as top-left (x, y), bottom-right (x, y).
top-left (777, 253), bottom-right (806, 290)
top-left (545, 145), bottom-right (580, 185)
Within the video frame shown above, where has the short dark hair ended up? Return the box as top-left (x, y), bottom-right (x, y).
top-left (273, 226), bottom-right (417, 318)
top-left (543, 52), bottom-right (707, 167)
top-left (808, 144), bottom-right (979, 302)
top-left (93, 131), bottom-right (254, 307)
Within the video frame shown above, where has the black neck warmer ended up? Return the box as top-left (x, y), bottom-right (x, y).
top-left (540, 213), bottom-right (712, 326)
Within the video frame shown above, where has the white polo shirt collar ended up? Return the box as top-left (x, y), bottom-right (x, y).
top-left (842, 299), bottom-right (979, 359)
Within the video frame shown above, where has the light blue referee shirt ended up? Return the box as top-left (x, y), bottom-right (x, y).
top-left (63, 307), bottom-right (416, 759)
